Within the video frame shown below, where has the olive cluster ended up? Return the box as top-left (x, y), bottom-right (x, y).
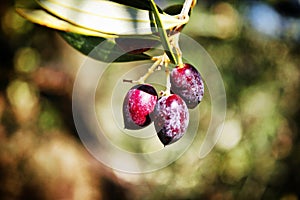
top-left (123, 63), bottom-right (204, 146)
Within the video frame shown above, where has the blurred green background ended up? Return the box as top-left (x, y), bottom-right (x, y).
top-left (0, 0), bottom-right (300, 199)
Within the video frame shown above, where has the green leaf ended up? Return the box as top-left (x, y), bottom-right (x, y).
top-left (16, 0), bottom-right (189, 63)
top-left (163, 4), bottom-right (185, 15)
top-left (16, 8), bottom-right (157, 62)
top-left (148, 0), bottom-right (177, 64)
top-left (35, 0), bottom-right (188, 36)
top-left (110, 0), bottom-right (163, 12)
top-left (16, 8), bottom-right (117, 38)
top-left (59, 32), bottom-right (151, 62)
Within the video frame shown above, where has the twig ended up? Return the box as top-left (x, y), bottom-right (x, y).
top-left (180, 0), bottom-right (196, 18)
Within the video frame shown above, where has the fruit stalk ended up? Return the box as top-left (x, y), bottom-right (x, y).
top-left (164, 56), bottom-right (171, 96)
top-left (138, 56), bottom-right (163, 83)
top-left (171, 33), bottom-right (184, 68)
top-left (180, 0), bottom-right (197, 18)
top-left (123, 56), bottom-right (162, 84)
top-left (149, 0), bottom-right (177, 64)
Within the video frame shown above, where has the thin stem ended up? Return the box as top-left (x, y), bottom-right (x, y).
top-left (169, 0), bottom-right (196, 66)
top-left (138, 56), bottom-right (162, 83)
top-left (123, 56), bottom-right (163, 84)
top-left (180, 0), bottom-right (196, 18)
top-left (165, 60), bottom-right (171, 96)
top-left (123, 79), bottom-right (134, 83)
top-left (171, 33), bottom-right (184, 68)
top-left (149, 0), bottom-right (177, 64)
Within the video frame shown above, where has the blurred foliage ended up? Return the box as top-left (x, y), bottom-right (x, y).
top-left (0, 0), bottom-right (300, 200)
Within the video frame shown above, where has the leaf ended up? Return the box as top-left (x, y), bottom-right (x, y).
top-left (164, 4), bottom-right (185, 15)
top-left (16, 8), bottom-right (117, 38)
top-left (59, 32), bottom-right (152, 62)
top-left (149, 0), bottom-right (177, 64)
top-left (35, 0), bottom-right (188, 36)
top-left (16, 8), bottom-right (157, 62)
top-left (16, 0), bottom-right (188, 63)
top-left (110, 0), bottom-right (163, 12)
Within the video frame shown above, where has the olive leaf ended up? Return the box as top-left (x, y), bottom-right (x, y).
top-left (59, 32), bottom-right (152, 62)
top-left (110, 0), bottom-right (163, 12)
top-left (149, 0), bottom-right (177, 64)
top-left (16, 0), bottom-right (189, 63)
top-left (34, 0), bottom-right (188, 36)
top-left (164, 4), bottom-right (186, 15)
top-left (16, 8), bottom-right (116, 38)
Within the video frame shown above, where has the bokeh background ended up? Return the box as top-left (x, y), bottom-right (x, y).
top-left (0, 0), bottom-right (300, 199)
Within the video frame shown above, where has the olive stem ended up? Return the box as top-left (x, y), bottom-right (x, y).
top-left (180, 0), bottom-right (197, 18)
top-left (123, 79), bottom-right (134, 83)
top-left (165, 65), bottom-right (171, 96)
top-left (138, 56), bottom-right (163, 83)
top-left (170, 33), bottom-right (184, 68)
top-left (153, 53), bottom-right (171, 96)
top-left (123, 56), bottom-right (163, 84)
top-left (149, 0), bottom-right (177, 64)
